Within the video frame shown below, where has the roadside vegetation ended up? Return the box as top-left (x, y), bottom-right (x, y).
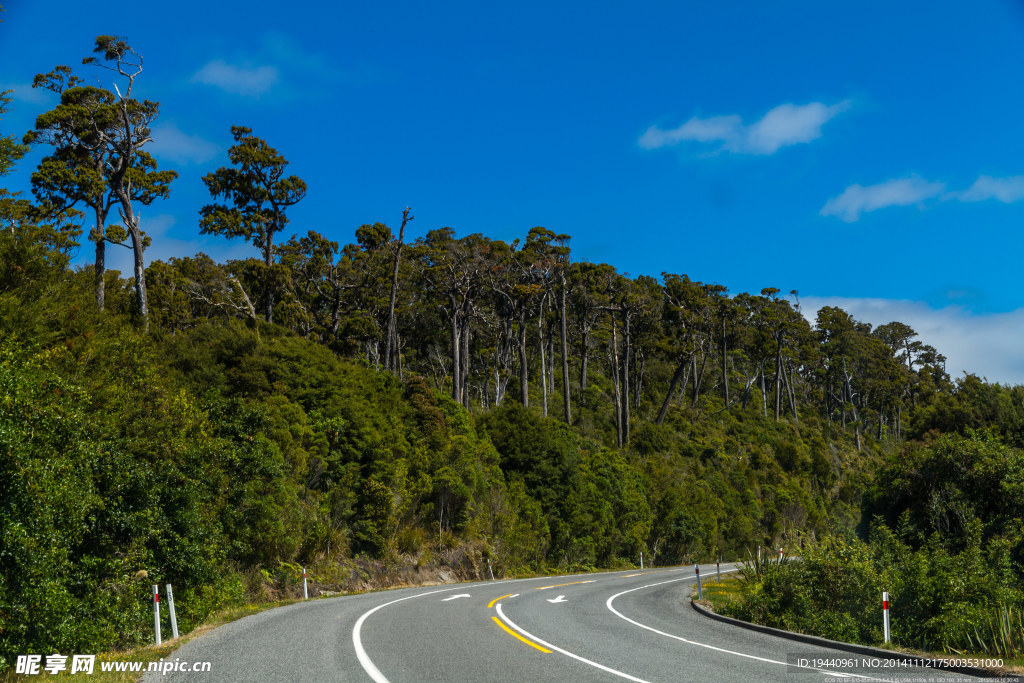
top-left (709, 432), bottom-right (1024, 658)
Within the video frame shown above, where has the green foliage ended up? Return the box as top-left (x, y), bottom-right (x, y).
top-left (863, 431), bottom-right (1024, 557)
top-left (724, 435), bottom-right (1024, 656)
top-left (0, 89), bottom-right (27, 176)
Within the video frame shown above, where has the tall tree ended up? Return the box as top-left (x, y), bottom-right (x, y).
top-left (25, 64), bottom-right (172, 312)
top-left (81, 36), bottom-right (175, 329)
top-left (0, 90), bottom-right (26, 178)
top-left (0, 10), bottom-right (25, 176)
top-left (200, 126), bottom-right (307, 323)
top-left (384, 207), bottom-right (414, 371)
top-left (417, 228), bottom-right (491, 405)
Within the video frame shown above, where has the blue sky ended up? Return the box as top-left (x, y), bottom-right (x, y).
top-left (3, 1), bottom-right (1024, 382)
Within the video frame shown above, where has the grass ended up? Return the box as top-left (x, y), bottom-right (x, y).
top-left (692, 575), bottom-right (744, 615)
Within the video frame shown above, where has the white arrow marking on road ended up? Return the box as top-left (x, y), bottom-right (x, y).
top-left (547, 595), bottom-right (567, 603)
top-left (442, 594), bottom-right (471, 601)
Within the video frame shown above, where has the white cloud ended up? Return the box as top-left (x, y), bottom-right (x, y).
top-left (191, 60), bottom-right (279, 96)
top-left (139, 213), bottom-right (176, 239)
top-left (639, 114), bottom-right (741, 150)
top-left (640, 100), bottom-right (850, 155)
top-left (956, 175), bottom-right (1024, 204)
top-left (744, 101), bottom-right (851, 154)
top-left (97, 219), bottom-right (255, 276)
top-left (148, 123), bottom-right (219, 165)
top-left (820, 176), bottom-right (945, 222)
top-left (1, 82), bottom-right (53, 106)
top-left (801, 296), bottom-right (1024, 386)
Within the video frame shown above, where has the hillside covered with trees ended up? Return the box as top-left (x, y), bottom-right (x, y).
top-left (2, 31), bottom-right (1023, 664)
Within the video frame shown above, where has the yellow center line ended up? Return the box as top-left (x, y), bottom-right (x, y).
top-left (622, 569), bottom-right (676, 577)
top-left (491, 616), bottom-right (552, 653)
top-left (535, 579), bottom-right (595, 590)
top-left (487, 593), bottom-right (515, 609)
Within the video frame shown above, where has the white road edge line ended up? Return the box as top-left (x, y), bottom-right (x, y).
top-left (495, 603), bottom-right (651, 683)
top-left (352, 572), bottom-right (605, 682)
top-left (353, 587), bottom-right (459, 683)
top-left (604, 574), bottom-right (883, 682)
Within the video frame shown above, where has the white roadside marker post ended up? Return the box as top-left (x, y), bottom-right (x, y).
top-left (716, 560), bottom-right (721, 583)
top-left (487, 558), bottom-right (495, 580)
top-left (640, 551), bottom-right (644, 569)
top-left (695, 564), bottom-right (703, 600)
top-left (757, 545), bottom-right (761, 563)
top-left (152, 585), bottom-right (162, 645)
top-left (166, 584), bottom-right (179, 639)
top-left (779, 548), bottom-right (783, 562)
top-left (883, 591), bottom-right (891, 643)
top-left (303, 567), bottom-right (308, 600)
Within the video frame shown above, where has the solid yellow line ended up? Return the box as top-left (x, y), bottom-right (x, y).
top-left (622, 569), bottom-right (675, 577)
top-left (536, 580), bottom-right (595, 590)
top-left (487, 593), bottom-right (514, 609)
top-left (491, 616), bottom-right (551, 653)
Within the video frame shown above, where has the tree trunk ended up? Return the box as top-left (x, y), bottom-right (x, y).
top-left (774, 332), bottom-right (783, 421)
top-left (560, 274), bottom-right (572, 424)
top-left (611, 316), bottom-right (623, 447)
top-left (692, 351), bottom-right (708, 408)
top-left (118, 199), bottom-right (149, 331)
top-left (622, 312), bottom-right (631, 444)
top-left (742, 362), bottom-right (762, 411)
top-left (721, 315), bottom-right (729, 405)
top-left (579, 326), bottom-right (590, 397)
top-left (634, 352), bottom-right (645, 411)
top-left (657, 358), bottom-right (688, 424)
top-left (263, 238), bottom-right (274, 323)
top-left (539, 295), bottom-right (548, 417)
top-left (549, 333), bottom-right (556, 395)
top-left (451, 301), bottom-right (461, 402)
top-left (761, 367), bottom-right (767, 417)
top-left (518, 310), bottom-right (529, 408)
top-left (461, 320), bottom-right (471, 409)
top-left (782, 360), bottom-right (798, 420)
top-left (95, 228), bottom-right (106, 311)
top-left (384, 208), bottom-right (411, 371)
top-left (397, 331), bottom-right (404, 380)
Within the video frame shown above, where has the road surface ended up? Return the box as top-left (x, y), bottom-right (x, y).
top-left (146, 564), bottom-right (983, 682)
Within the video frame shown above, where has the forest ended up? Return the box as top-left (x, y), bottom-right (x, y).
top-left (2, 32), bottom-right (1023, 664)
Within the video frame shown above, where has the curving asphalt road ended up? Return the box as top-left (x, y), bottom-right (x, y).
top-left (145, 564), bottom-right (984, 682)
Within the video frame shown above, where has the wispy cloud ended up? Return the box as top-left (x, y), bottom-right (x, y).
top-left (820, 176), bottom-right (945, 222)
top-left (823, 173), bottom-right (1024, 221)
top-left (639, 114), bottom-right (741, 150)
top-left (956, 175), bottom-right (1024, 204)
top-left (191, 59), bottom-right (280, 96)
top-left (96, 213), bottom-right (255, 275)
top-left (1, 82), bottom-right (53, 106)
top-left (148, 123), bottom-right (219, 165)
top-left (640, 100), bottom-right (850, 155)
top-left (801, 295), bottom-right (1024, 386)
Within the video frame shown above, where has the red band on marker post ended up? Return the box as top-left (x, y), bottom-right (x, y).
top-left (154, 594), bottom-right (159, 603)
top-left (883, 599), bottom-right (889, 609)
